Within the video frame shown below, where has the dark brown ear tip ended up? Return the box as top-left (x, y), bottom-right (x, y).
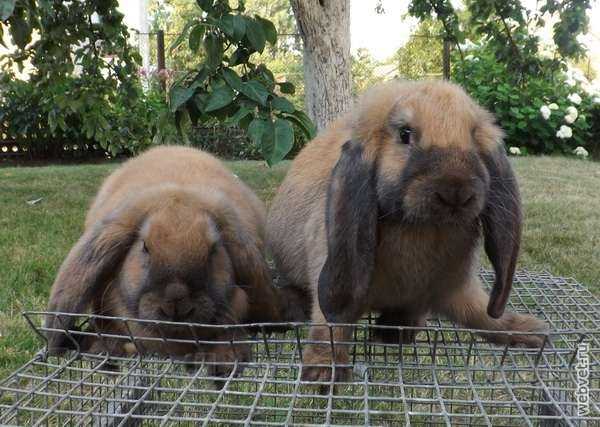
top-left (486, 303), bottom-right (505, 319)
top-left (319, 303), bottom-right (359, 324)
top-left (487, 280), bottom-right (512, 319)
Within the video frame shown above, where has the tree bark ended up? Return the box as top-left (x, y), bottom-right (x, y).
top-left (290, 0), bottom-right (352, 131)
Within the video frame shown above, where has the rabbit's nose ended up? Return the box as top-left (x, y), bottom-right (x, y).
top-left (159, 300), bottom-right (195, 321)
top-left (435, 186), bottom-right (475, 208)
top-left (160, 283), bottom-right (194, 321)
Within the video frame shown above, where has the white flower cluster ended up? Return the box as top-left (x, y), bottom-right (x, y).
top-left (539, 93), bottom-right (585, 140)
top-left (565, 68), bottom-right (588, 89)
top-left (567, 93), bottom-right (582, 105)
top-left (564, 106), bottom-right (578, 124)
top-left (509, 146), bottom-right (521, 156)
top-left (556, 125), bottom-right (572, 139)
top-left (539, 103), bottom-right (561, 120)
top-left (573, 146), bottom-right (589, 158)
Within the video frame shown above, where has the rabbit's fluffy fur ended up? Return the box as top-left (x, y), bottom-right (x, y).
top-left (46, 146), bottom-right (281, 371)
top-left (267, 80), bottom-right (548, 382)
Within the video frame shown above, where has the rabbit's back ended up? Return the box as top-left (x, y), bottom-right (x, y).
top-left (87, 146), bottom-right (266, 237)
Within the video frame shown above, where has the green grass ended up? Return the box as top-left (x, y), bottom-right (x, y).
top-left (0, 156), bottom-right (598, 380)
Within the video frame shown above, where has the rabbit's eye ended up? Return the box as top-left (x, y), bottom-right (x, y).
top-left (398, 126), bottom-right (412, 145)
top-left (142, 241), bottom-right (150, 254)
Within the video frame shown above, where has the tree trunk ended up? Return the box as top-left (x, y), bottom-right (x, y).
top-left (290, 0), bottom-right (352, 131)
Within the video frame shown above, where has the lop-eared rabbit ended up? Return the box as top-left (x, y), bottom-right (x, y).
top-left (46, 146), bottom-right (282, 374)
top-left (267, 81), bottom-right (548, 381)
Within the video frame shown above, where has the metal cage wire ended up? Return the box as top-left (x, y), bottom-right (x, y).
top-left (0, 270), bottom-right (598, 426)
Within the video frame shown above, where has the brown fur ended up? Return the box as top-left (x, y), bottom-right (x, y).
top-left (46, 146), bottom-right (282, 375)
top-left (267, 81), bottom-right (547, 382)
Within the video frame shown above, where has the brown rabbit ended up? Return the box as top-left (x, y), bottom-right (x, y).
top-left (45, 146), bottom-right (282, 378)
top-left (267, 81), bottom-right (548, 382)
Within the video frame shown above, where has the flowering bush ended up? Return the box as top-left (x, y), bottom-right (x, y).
top-left (453, 46), bottom-right (599, 159)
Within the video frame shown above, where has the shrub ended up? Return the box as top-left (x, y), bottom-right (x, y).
top-left (0, 75), bottom-right (161, 158)
top-left (0, 0), bottom-right (155, 159)
top-left (0, 72), bottom-right (305, 162)
top-left (452, 47), bottom-right (599, 158)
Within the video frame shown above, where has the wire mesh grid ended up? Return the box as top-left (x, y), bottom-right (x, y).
top-left (0, 270), bottom-right (598, 426)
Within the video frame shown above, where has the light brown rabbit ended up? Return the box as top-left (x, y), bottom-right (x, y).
top-left (45, 146), bottom-right (282, 378)
top-left (267, 81), bottom-right (548, 382)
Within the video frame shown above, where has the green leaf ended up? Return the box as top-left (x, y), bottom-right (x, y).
top-left (228, 48), bottom-right (249, 66)
top-left (203, 33), bottom-right (223, 70)
top-left (231, 15), bottom-right (246, 41)
top-left (256, 64), bottom-right (275, 89)
top-left (189, 24), bottom-right (205, 53)
top-left (263, 118), bottom-right (294, 166)
top-left (222, 68), bottom-right (243, 91)
top-left (0, 0), bottom-right (16, 20)
top-left (10, 15), bottom-right (30, 48)
top-left (256, 16), bottom-right (277, 45)
top-left (190, 66), bottom-right (209, 90)
top-left (196, 0), bottom-right (213, 11)
top-left (169, 85), bottom-right (196, 112)
top-left (247, 117), bottom-right (268, 145)
top-left (205, 84), bottom-right (235, 112)
top-left (272, 96), bottom-right (294, 113)
top-left (283, 109), bottom-right (316, 139)
top-left (238, 112), bottom-right (253, 130)
top-left (219, 14), bottom-right (235, 38)
top-left (194, 92), bottom-right (210, 112)
top-left (239, 80), bottom-right (269, 106)
top-left (510, 107), bottom-right (524, 119)
top-left (170, 20), bottom-right (195, 53)
top-left (248, 117), bottom-right (293, 165)
top-left (226, 105), bottom-right (254, 126)
top-left (245, 17), bottom-right (266, 52)
top-left (175, 109), bottom-right (192, 144)
top-left (278, 81), bottom-right (295, 94)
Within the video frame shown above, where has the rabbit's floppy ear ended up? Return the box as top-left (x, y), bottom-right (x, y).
top-left (318, 140), bottom-right (378, 323)
top-left (45, 205), bottom-right (144, 353)
top-left (478, 126), bottom-right (522, 319)
top-left (218, 216), bottom-right (281, 323)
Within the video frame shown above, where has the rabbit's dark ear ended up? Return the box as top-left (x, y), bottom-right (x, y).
top-left (318, 140), bottom-right (378, 323)
top-left (480, 147), bottom-right (522, 319)
top-left (220, 220), bottom-right (281, 323)
top-left (45, 211), bottom-right (140, 354)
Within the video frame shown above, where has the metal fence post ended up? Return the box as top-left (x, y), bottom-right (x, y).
top-left (443, 38), bottom-right (451, 80)
top-left (156, 30), bottom-right (166, 93)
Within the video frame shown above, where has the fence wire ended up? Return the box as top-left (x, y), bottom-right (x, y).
top-left (0, 269), bottom-right (598, 426)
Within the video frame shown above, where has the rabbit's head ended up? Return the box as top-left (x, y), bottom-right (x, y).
top-left (120, 192), bottom-right (241, 326)
top-left (319, 81), bottom-right (521, 322)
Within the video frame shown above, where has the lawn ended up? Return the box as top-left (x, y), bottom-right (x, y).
top-left (0, 156), bottom-right (598, 380)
